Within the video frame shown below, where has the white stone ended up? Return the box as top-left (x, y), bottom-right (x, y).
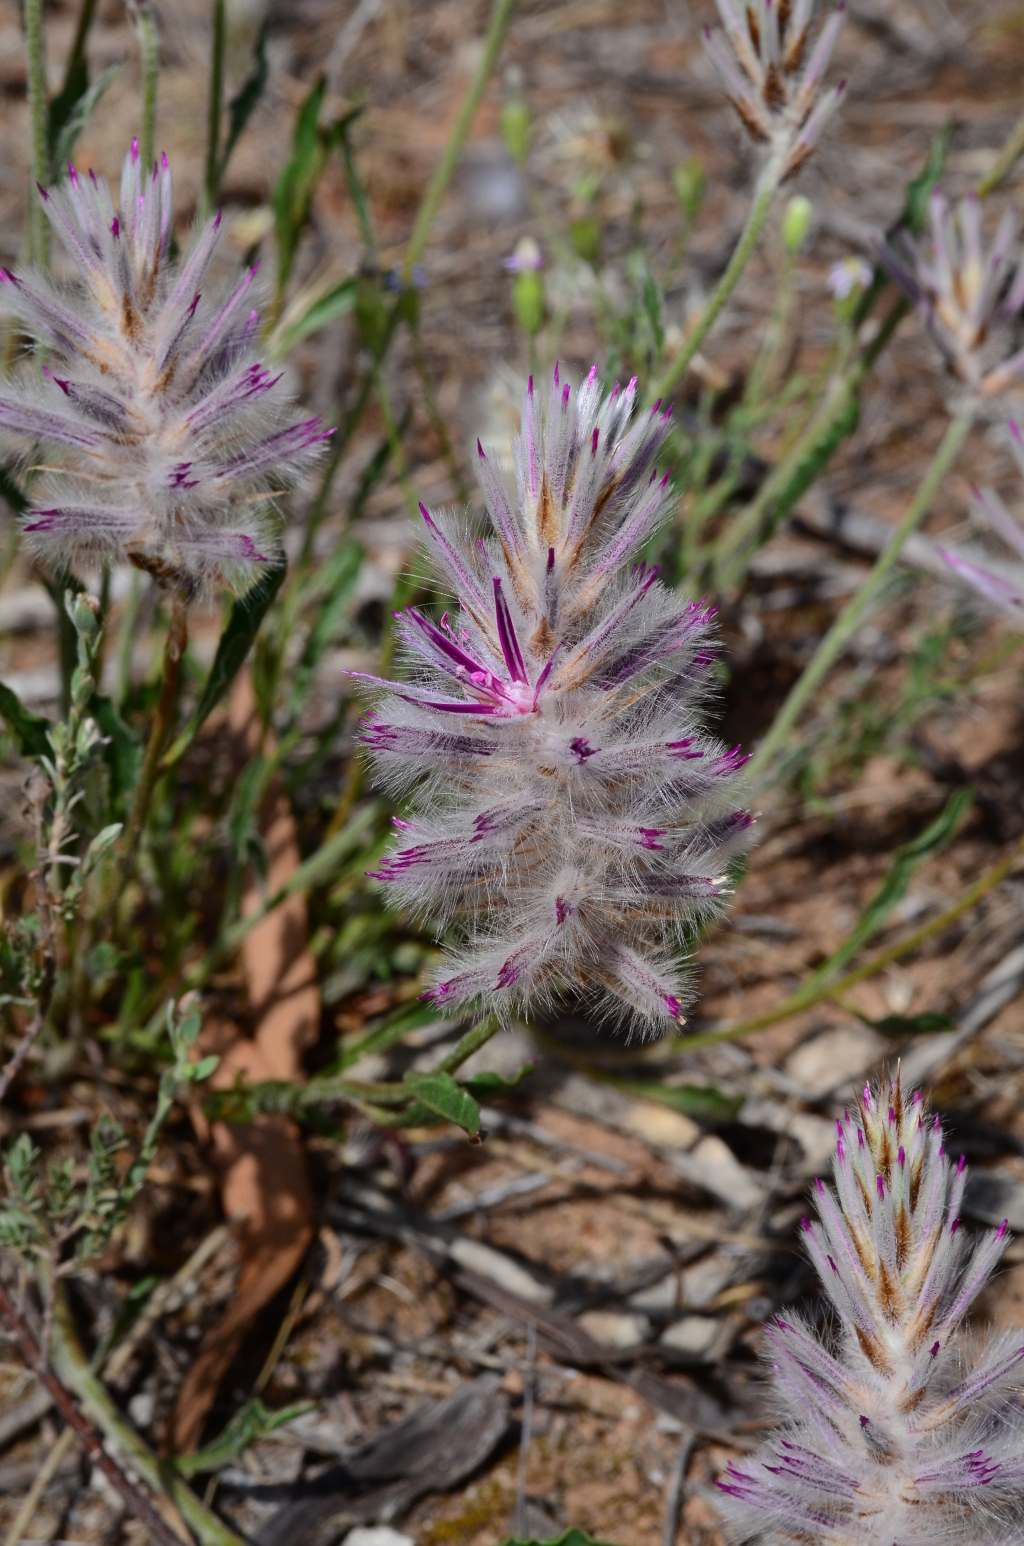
top-left (786, 1026), bottom-right (885, 1099)
top-left (669, 1134), bottom-right (764, 1212)
top-left (576, 1310), bottom-right (651, 1349)
top-left (343, 1530), bottom-right (416, 1546)
top-left (448, 1236), bottom-right (554, 1305)
top-left (659, 1315), bottom-right (722, 1358)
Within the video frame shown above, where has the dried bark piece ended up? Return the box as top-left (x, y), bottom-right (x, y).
top-left (253, 1374), bottom-right (510, 1546)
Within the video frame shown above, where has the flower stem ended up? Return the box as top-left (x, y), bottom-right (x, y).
top-left (121, 593), bottom-right (188, 859)
top-left (646, 155), bottom-right (783, 408)
top-left (438, 1013), bottom-right (502, 1074)
top-left (128, 1), bottom-right (159, 174)
top-left (202, 0), bottom-right (226, 219)
top-left (746, 398), bottom-right (976, 784)
top-left (402, 0), bottom-right (518, 278)
top-left (23, 0), bottom-right (49, 269)
top-left (650, 829), bottom-right (1024, 1057)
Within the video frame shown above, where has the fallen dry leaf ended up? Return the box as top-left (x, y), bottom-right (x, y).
top-left (169, 672), bottom-right (319, 1454)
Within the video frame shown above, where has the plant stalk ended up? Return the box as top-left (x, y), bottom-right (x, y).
top-left (202, 0), bottom-right (226, 219)
top-left (121, 592), bottom-right (188, 859)
top-left (746, 398), bottom-right (976, 783)
top-left (128, 1), bottom-right (159, 173)
top-left (661, 829), bottom-right (1024, 1055)
top-left (402, 0), bottom-right (518, 277)
top-left (646, 153), bottom-right (783, 407)
top-left (23, 0), bottom-right (49, 269)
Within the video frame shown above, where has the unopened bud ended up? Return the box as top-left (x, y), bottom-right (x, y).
top-left (500, 99), bottom-right (532, 166)
top-left (782, 195), bottom-right (813, 256)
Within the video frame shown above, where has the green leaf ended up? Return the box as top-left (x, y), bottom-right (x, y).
top-left (274, 83), bottom-right (357, 298)
top-left (191, 1055), bottom-right (220, 1081)
top-left (88, 693), bottom-right (142, 818)
top-left (900, 121), bottom-right (952, 236)
top-left (216, 24), bottom-right (269, 189)
top-left (0, 682), bottom-right (52, 760)
top-left (805, 787), bottom-right (973, 994)
top-left (272, 277), bottom-right (357, 357)
top-left (171, 1398), bottom-right (313, 1477)
top-left (462, 1063), bottom-right (536, 1099)
top-left (403, 1070), bottom-right (481, 1136)
top-left (289, 539), bottom-right (364, 710)
top-left (51, 62), bottom-right (122, 172)
top-left (162, 558), bottom-right (287, 770)
top-left (610, 1079), bottom-right (744, 1124)
top-left (854, 1010), bottom-right (956, 1038)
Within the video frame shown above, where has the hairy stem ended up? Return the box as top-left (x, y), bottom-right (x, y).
top-left (0, 1005), bottom-right (45, 1105)
top-left (747, 398), bottom-right (976, 782)
top-left (0, 1281), bottom-right (188, 1546)
top-left (128, 1), bottom-right (159, 174)
top-left (646, 153), bottom-right (783, 407)
top-left (23, 0), bottom-right (49, 269)
top-left (712, 298), bottom-right (908, 589)
top-left (122, 593), bottom-right (188, 858)
top-left (437, 1013), bottom-right (502, 1074)
top-left (46, 1285), bottom-right (248, 1546)
top-left (402, 0), bottom-right (518, 277)
top-left (202, 0), bottom-right (226, 219)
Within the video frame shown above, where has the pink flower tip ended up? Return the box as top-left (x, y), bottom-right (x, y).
top-left (877, 1176), bottom-right (885, 1199)
top-left (36, 182), bottom-right (48, 200)
top-left (930, 1341), bottom-right (940, 1357)
top-left (958, 1153), bottom-right (967, 1175)
top-left (131, 137), bottom-right (139, 162)
top-left (998, 1220), bottom-right (1008, 1238)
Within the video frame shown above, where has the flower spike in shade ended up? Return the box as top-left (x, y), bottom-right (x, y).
top-left (0, 146), bottom-right (331, 595)
top-left (876, 190), bottom-right (1024, 396)
top-left (703, 0), bottom-right (847, 179)
top-left (356, 366), bottom-right (753, 1036)
top-left (716, 1072), bottom-right (1024, 1546)
top-left (940, 419), bottom-right (1024, 620)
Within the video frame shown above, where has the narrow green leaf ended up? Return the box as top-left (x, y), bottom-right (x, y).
top-left (0, 682), bottom-right (52, 760)
top-left (289, 539), bottom-right (364, 709)
top-left (462, 1063), bottom-right (536, 1099)
top-left (216, 24), bottom-right (269, 189)
top-left (805, 787), bottom-right (973, 994)
top-left (273, 277), bottom-right (357, 357)
top-left (162, 558), bottom-right (287, 769)
top-left (855, 1010), bottom-right (956, 1038)
top-left (403, 1070), bottom-right (481, 1136)
top-left (611, 1079), bottom-right (744, 1124)
top-left (89, 693), bottom-right (142, 818)
top-left (901, 121), bottom-right (952, 236)
top-left (171, 1399), bottom-right (313, 1477)
top-left (51, 62), bottom-right (121, 172)
top-left (502, 1531), bottom-right (623, 1546)
top-left (336, 996), bottom-right (447, 1072)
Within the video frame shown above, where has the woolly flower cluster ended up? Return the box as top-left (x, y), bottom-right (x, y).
top-left (703, 0), bottom-right (846, 180)
top-left (878, 189), bottom-right (1024, 397)
top-left (717, 1074), bottom-right (1024, 1546)
top-left (0, 142), bottom-right (330, 595)
top-left (357, 366), bottom-right (752, 1034)
top-left (942, 420), bottom-right (1024, 621)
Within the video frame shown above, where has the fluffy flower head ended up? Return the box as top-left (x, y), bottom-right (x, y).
top-left (357, 365), bottom-right (752, 1035)
top-left (717, 1073), bottom-right (1024, 1545)
top-left (877, 189), bottom-right (1024, 396)
top-left (703, 0), bottom-right (847, 179)
top-left (941, 419), bottom-right (1024, 621)
top-left (0, 141), bottom-right (330, 594)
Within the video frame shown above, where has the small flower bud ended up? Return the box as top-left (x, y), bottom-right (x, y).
top-left (781, 194), bottom-right (813, 255)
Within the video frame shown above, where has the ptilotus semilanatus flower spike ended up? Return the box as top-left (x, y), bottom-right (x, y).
top-left (717, 1073), bottom-right (1024, 1546)
top-left (877, 189), bottom-right (1024, 398)
top-left (941, 420), bottom-right (1024, 622)
top-left (356, 366), bottom-right (753, 1034)
top-left (0, 141), bottom-right (331, 595)
top-left (703, 0), bottom-right (847, 180)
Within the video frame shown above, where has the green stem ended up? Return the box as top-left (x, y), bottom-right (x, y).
top-left (746, 399), bottom-right (976, 784)
top-left (128, 1), bottom-right (159, 173)
top-left (977, 106), bottom-right (1024, 199)
top-left (24, 0), bottom-right (49, 269)
top-left (49, 1288), bottom-right (248, 1546)
top-left (202, 0), bottom-right (225, 219)
top-left (373, 365), bottom-right (419, 520)
top-left (121, 593), bottom-right (188, 859)
top-left (437, 1013), bottom-right (502, 1073)
top-left (646, 154), bottom-right (783, 407)
top-left (662, 829), bottom-right (1024, 1055)
top-left (402, 0), bottom-right (518, 277)
top-left (712, 298), bottom-right (908, 589)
